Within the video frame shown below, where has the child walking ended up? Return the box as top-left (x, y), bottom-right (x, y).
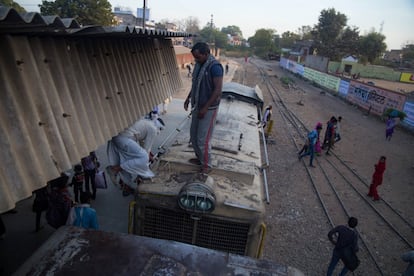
top-left (71, 164), bottom-right (84, 203)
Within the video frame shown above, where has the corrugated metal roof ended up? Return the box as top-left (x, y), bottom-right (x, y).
top-left (0, 7), bottom-right (81, 29)
top-left (0, 6), bottom-right (192, 37)
top-left (0, 7), bottom-right (188, 212)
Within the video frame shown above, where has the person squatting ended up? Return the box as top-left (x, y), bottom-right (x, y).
top-left (106, 117), bottom-right (165, 193)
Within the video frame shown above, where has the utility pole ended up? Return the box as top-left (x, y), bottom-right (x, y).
top-left (379, 20), bottom-right (384, 34)
top-left (142, 0), bottom-right (147, 29)
top-left (210, 14), bottom-right (214, 44)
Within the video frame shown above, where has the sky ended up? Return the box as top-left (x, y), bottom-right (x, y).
top-left (16, 0), bottom-right (414, 50)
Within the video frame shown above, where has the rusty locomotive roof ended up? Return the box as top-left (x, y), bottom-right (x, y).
top-left (15, 226), bottom-right (304, 276)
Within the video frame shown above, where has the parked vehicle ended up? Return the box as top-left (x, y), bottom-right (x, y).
top-left (268, 53), bottom-right (281, 61)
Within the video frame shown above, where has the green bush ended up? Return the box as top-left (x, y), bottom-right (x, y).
top-left (280, 76), bottom-right (295, 85)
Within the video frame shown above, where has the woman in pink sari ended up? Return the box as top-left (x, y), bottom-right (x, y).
top-left (314, 122), bottom-right (323, 155)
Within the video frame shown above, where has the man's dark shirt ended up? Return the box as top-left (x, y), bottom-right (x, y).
top-left (328, 225), bottom-right (358, 250)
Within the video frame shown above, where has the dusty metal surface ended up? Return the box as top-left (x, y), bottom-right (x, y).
top-left (14, 226), bottom-right (304, 276)
top-left (0, 7), bottom-right (188, 212)
top-left (141, 83), bottom-right (266, 215)
top-left (134, 83), bottom-right (269, 258)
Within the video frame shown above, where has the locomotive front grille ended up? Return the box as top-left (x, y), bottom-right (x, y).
top-left (142, 207), bottom-right (193, 244)
top-left (140, 206), bottom-right (250, 255)
top-left (196, 216), bottom-right (249, 254)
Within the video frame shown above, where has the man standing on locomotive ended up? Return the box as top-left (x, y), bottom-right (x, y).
top-left (184, 42), bottom-right (224, 173)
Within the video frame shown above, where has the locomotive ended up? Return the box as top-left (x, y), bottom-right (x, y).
top-left (130, 82), bottom-right (269, 258)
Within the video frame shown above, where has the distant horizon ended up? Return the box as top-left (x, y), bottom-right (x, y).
top-left (14, 0), bottom-right (414, 50)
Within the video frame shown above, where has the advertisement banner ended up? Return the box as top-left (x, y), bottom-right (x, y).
top-left (338, 80), bottom-right (350, 98)
top-left (400, 72), bottom-right (414, 84)
top-left (295, 63), bottom-right (305, 76)
top-left (346, 81), bottom-right (406, 116)
top-left (303, 67), bottom-right (340, 92)
top-left (402, 101), bottom-right (414, 128)
top-left (280, 57), bottom-right (288, 69)
top-left (286, 59), bottom-right (295, 73)
top-left (280, 58), bottom-right (304, 76)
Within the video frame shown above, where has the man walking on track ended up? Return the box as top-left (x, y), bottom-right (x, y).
top-left (327, 217), bottom-right (359, 275)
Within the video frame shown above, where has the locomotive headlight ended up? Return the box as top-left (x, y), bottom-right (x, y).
top-left (179, 197), bottom-right (195, 208)
top-left (178, 179), bottom-right (216, 213)
top-left (196, 198), bottom-right (212, 210)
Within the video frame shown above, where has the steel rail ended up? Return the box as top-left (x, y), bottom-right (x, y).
top-left (251, 59), bottom-right (386, 275)
top-left (330, 151), bottom-right (414, 230)
top-left (324, 157), bottom-right (414, 249)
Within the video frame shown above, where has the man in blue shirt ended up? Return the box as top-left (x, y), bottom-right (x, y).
top-left (299, 123), bottom-right (322, 167)
top-left (184, 42), bottom-right (223, 174)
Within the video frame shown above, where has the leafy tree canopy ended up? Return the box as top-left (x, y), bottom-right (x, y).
top-left (0, 0), bottom-right (26, 12)
top-left (39, 0), bottom-right (114, 26)
top-left (337, 26), bottom-right (360, 58)
top-left (296, 25), bottom-right (313, 40)
top-left (196, 25), bottom-right (227, 49)
top-left (312, 8), bottom-right (348, 60)
top-left (401, 43), bottom-right (414, 61)
top-left (359, 31), bottom-right (387, 63)
top-left (221, 25), bottom-right (243, 38)
top-left (280, 31), bottom-right (301, 49)
top-left (248, 28), bottom-right (276, 58)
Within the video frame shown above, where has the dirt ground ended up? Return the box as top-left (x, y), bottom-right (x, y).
top-left (176, 58), bottom-right (414, 275)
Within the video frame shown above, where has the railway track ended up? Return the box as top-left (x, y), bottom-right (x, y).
top-left (243, 58), bottom-right (413, 275)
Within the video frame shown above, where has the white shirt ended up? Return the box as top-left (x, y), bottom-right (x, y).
top-left (119, 119), bottom-right (158, 152)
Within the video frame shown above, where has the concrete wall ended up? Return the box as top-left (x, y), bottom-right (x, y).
top-left (328, 61), bottom-right (401, 81)
top-left (304, 55), bottom-right (329, 72)
top-left (280, 57), bottom-right (413, 130)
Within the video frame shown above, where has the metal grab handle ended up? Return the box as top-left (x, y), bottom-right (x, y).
top-left (259, 109), bottom-right (270, 204)
top-left (156, 112), bottom-right (192, 154)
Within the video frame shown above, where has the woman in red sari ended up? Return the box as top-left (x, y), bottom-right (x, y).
top-left (367, 156), bottom-right (386, 201)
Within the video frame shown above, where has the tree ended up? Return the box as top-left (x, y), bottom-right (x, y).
top-left (221, 25), bottom-right (243, 38)
top-left (0, 0), bottom-right (26, 12)
top-left (196, 25), bottom-right (227, 49)
top-left (359, 31), bottom-right (387, 63)
top-left (39, 0), bottom-right (114, 26)
top-left (248, 28), bottom-right (276, 58)
top-left (197, 24), bottom-right (215, 44)
top-left (184, 16), bottom-right (200, 34)
top-left (402, 44), bottom-right (414, 63)
top-left (296, 25), bottom-right (313, 40)
top-left (312, 8), bottom-right (348, 60)
top-left (401, 44), bottom-right (414, 68)
top-left (338, 26), bottom-right (360, 58)
top-left (213, 29), bottom-right (228, 49)
top-left (280, 31), bottom-right (300, 49)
